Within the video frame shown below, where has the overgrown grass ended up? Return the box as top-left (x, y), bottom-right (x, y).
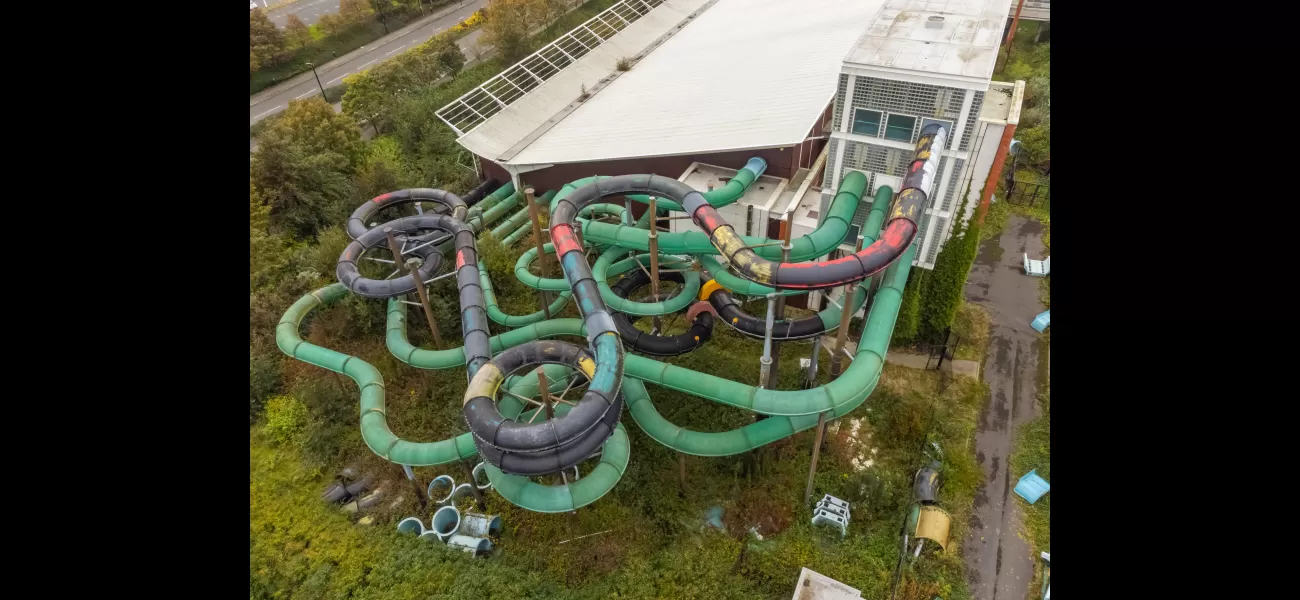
top-left (950, 302), bottom-right (990, 362)
top-left (252, 245), bottom-right (988, 598)
top-left (1008, 390), bottom-right (1050, 596)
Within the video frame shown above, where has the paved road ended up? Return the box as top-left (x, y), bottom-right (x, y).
top-left (250, 0), bottom-right (485, 126)
top-left (263, 0), bottom-right (341, 28)
top-left (961, 213), bottom-right (1046, 600)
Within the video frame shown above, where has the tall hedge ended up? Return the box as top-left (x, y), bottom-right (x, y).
top-left (893, 269), bottom-right (924, 344)
top-left (917, 186), bottom-right (983, 342)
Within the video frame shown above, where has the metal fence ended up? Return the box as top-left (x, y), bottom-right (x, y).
top-left (1005, 180), bottom-right (1050, 209)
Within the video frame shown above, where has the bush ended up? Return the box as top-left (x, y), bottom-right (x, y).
top-left (893, 269), bottom-right (924, 344)
top-left (323, 82), bottom-right (348, 104)
top-left (261, 395), bottom-right (309, 446)
top-left (250, 347), bottom-right (283, 422)
top-left (918, 188), bottom-right (981, 342)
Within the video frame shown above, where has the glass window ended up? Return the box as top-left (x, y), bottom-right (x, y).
top-left (852, 109), bottom-right (882, 137)
top-left (884, 114), bottom-right (916, 142)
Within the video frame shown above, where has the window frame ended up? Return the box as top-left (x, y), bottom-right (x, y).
top-left (883, 113), bottom-right (917, 142)
top-left (851, 108), bottom-right (883, 137)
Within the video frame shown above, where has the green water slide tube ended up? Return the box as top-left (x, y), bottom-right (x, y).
top-left (590, 246), bottom-right (699, 316)
top-left (512, 243), bottom-right (700, 315)
top-left (489, 189), bottom-right (557, 240)
top-left (279, 288), bottom-right (630, 510)
top-left (387, 243), bottom-right (914, 419)
top-left (548, 157), bottom-right (765, 219)
top-left (624, 245), bottom-right (914, 418)
top-left (479, 369), bottom-right (632, 513)
top-left (621, 378), bottom-right (821, 456)
top-left (697, 178), bottom-right (893, 297)
top-left (584, 171), bottom-right (871, 259)
top-left (278, 284), bottom-right (479, 466)
top-left (478, 260), bottom-right (572, 327)
top-left (465, 181), bottom-right (515, 222)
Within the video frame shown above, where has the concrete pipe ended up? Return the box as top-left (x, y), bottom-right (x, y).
top-left (344, 474), bottom-right (374, 497)
top-left (427, 475), bottom-right (455, 504)
top-left (459, 513), bottom-right (502, 537)
top-left (396, 517), bottom-right (425, 535)
top-left (321, 481), bottom-right (348, 504)
top-left (471, 462), bottom-right (493, 491)
top-left (418, 530), bottom-right (445, 543)
top-left (354, 486), bottom-right (387, 511)
top-left (446, 534), bottom-right (493, 556)
top-left (431, 505), bottom-right (461, 542)
top-left (449, 483), bottom-right (476, 505)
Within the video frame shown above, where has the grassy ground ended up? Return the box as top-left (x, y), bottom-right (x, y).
top-left (1008, 386), bottom-right (1049, 598)
top-left (251, 244), bottom-right (988, 598)
top-left (950, 302), bottom-right (991, 362)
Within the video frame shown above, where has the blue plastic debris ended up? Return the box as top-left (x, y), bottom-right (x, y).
top-left (1031, 310), bottom-right (1050, 333)
top-left (1014, 470), bottom-right (1050, 504)
top-left (704, 506), bottom-right (725, 531)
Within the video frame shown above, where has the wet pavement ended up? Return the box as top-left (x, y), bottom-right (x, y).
top-left (961, 214), bottom-right (1047, 600)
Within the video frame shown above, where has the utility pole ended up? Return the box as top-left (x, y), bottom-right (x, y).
top-left (1002, 0), bottom-right (1027, 65)
top-left (305, 62), bottom-right (326, 99)
top-left (524, 188), bottom-right (552, 318)
top-left (765, 214), bottom-right (795, 389)
top-left (390, 228), bottom-right (442, 349)
top-left (648, 197), bottom-right (662, 333)
top-left (803, 411), bottom-right (828, 504)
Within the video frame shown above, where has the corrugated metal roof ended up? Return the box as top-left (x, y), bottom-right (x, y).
top-left (505, 0), bottom-right (884, 166)
top-left (455, 0), bottom-right (713, 163)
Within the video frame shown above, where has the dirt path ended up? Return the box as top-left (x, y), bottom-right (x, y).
top-left (960, 214), bottom-right (1047, 600)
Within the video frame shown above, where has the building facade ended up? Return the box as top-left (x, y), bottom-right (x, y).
top-left (819, 0), bottom-right (1022, 270)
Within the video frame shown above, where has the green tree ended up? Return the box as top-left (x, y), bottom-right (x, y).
top-left (250, 8), bottom-right (288, 70)
top-left (251, 100), bottom-right (360, 239)
top-left (354, 137), bottom-right (418, 201)
top-left (252, 135), bottom-right (354, 239)
top-left (431, 34), bottom-right (466, 78)
top-left (341, 69), bottom-right (398, 134)
top-left (341, 0), bottom-right (374, 24)
top-left (260, 97), bottom-right (365, 169)
top-left (1017, 121), bottom-right (1050, 169)
top-left (250, 47), bottom-right (260, 73)
top-left (483, 0), bottom-right (533, 64)
top-left (285, 14), bottom-right (313, 49)
top-left (250, 180), bottom-right (302, 290)
top-left (317, 12), bottom-right (348, 36)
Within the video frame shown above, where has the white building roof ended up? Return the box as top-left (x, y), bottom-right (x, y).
top-left (450, 0), bottom-right (712, 164)
top-left (844, 0), bottom-right (1014, 84)
top-left (503, 0), bottom-right (885, 166)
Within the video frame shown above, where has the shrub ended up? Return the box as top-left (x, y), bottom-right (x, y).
top-left (893, 269), bottom-right (924, 344)
top-left (919, 223), bottom-right (980, 342)
top-left (616, 56), bottom-right (632, 71)
top-left (250, 347), bottom-right (282, 422)
top-left (261, 395), bottom-right (309, 446)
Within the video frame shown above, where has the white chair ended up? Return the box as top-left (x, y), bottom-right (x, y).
top-left (1023, 253), bottom-right (1050, 277)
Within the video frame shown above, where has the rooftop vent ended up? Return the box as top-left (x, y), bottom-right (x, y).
top-left (925, 16), bottom-right (945, 28)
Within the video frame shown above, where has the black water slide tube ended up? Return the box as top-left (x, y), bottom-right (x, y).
top-left (686, 124), bottom-right (948, 290)
top-left (611, 270), bottom-right (713, 356)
